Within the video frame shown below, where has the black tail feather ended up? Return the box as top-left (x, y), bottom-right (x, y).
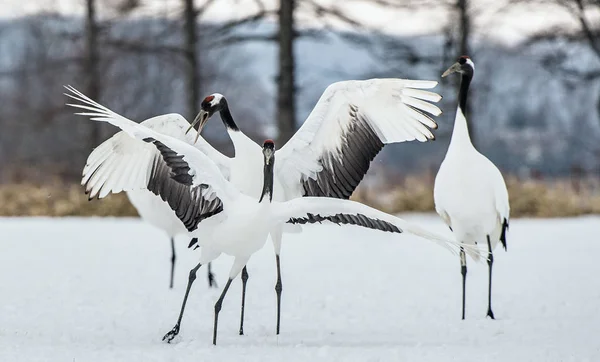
top-left (500, 218), bottom-right (508, 251)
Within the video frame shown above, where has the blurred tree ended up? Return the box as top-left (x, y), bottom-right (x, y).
top-left (115, 0), bottom-right (141, 12)
top-left (203, 0), bottom-right (390, 145)
top-left (570, 0), bottom-right (600, 59)
top-left (335, 0), bottom-right (477, 145)
top-left (277, 0), bottom-right (296, 145)
top-left (0, 4), bottom-right (273, 182)
top-left (518, 0), bottom-right (600, 164)
top-left (179, 0), bottom-right (259, 121)
top-left (555, 1), bottom-right (599, 116)
top-left (183, 0), bottom-right (201, 121)
top-left (266, 0), bottom-right (379, 145)
top-left (85, 0), bottom-right (101, 152)
top-left (83, 0), bottom-right (152, 150)
top-left (519, 1), bottom-right (600, 92)
top-left (456, 0), bottom-right (473, 139)
top-left (181, 0), bottom-right (228, 121)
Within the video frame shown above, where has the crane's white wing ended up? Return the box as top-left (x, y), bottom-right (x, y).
top-left (492, 169), bottom-right (509, 221)
top-left (275, 79), bottom-right (442, 199)
top-left (66, 88), bottom-right (231, 200)
top-left (66, 85), bottom-right (239, 230)
top-left (272, 197), bottom-right (483, 258)
top-left (470, 153), bottom-right (510, 251)
top-left (490, 163), bottom-right (510, 250)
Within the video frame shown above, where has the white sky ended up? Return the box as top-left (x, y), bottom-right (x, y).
top-left (3, 0), bottom-right (598, 46)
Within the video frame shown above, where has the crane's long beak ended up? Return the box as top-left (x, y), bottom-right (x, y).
top-left (185, 110), bottom-right (210, 143)
top-left (442, 62), bottom-right (461, 78)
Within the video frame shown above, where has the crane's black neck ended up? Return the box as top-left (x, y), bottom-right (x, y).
top-left (219, 98), bottom-right (239, 132)
top-left (458, 70), bottom-right (473, 114)
top-left (259, 157), bottom-right (274, 203)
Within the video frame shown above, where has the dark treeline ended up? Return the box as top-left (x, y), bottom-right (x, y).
top-left (0, 14), bottom-right (270, 182)
top-left (1, 1), bottom-right (599, 183)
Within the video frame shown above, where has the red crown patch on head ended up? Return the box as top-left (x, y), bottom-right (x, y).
top-left (204, 95), bottom-right (215, 103)
top-left (264, 139), bottom-right (274, 145)
top-left (458, 55), bottom-right (470, 64)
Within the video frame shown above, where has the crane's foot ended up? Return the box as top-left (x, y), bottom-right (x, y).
top-left (486, 308), bottom-right (495, 320)
top-left (162, 324), bottom-right (180, 343)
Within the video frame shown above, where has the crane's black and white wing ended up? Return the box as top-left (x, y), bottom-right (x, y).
top-left (81, 113), bottom-right (233, 199)
top-left (67, 90), bottom-right (231, 200)
top-left (274, 197), bottom-right (482, 257)
top-left (66, 86), bottom-right (237, 231)
top-left (275, 79), bottom-right (442, 199)
top-left (143, 139), bottom-right (225, 231)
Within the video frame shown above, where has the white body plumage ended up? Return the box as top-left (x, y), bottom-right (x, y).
top-left (434, 108), bottom-right (509, 256)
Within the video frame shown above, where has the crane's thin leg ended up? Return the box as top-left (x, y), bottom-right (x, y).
top-left (271, 228), bottom-right (284, 335)
top-left (163, 261), bottom-right (203, 343)
top-left (207, 262), bottom-right (218, 288)
top-left (238, 266), bottom-right (249, 335)
top-left (486, 236), bottom-right (495, 320)
top-left (275, 254), bottom-right (283, 335)
top-left (169, 237), bottom-right (176, 289)
top-left (213, 278), bottom-right (234, 345)
top-left (460, 247), bottom-right (467, 320)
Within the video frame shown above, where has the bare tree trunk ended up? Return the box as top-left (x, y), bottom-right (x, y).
top-left (441, 23), bottom-right (454, 74)
top-left (574, 0), bottom-right (600, 58)
top-left (85, 0), bottom-right (101, 150)
top-left (572, 0), bottom-right (600, 129)
top-left (456, 0), bottom-right (474, 144)
top-left (277, 0), bottom-right (296, 145)
top-left (184, 0), bottom-right (200, 121)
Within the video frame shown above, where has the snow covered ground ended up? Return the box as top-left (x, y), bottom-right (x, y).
top-left (0, 215), bottom-right (599, 361)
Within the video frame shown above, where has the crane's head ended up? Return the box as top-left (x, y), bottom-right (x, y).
top-left (186, 93), bottom-right (226, 139)
top-left (259, 139), bottom-right (276, 203)
top-left (442, 56), bottom-right (475, 78)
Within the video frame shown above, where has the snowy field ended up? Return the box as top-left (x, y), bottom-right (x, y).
top-left (0, 215), bottom-right (599, 361)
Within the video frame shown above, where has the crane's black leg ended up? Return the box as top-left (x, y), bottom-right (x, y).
top-left (207, 262), bottom-right (218, 288)
top-left (238, 266), bottom-right (249, 335)
top-left (169, 237), bottom-right (176, 289)
top-left (275, 254), bottom-right (283, 335)
top-left (486, 236), bottom-right (495, 320)
top-left (213, 278), bottom-right (234, 345)
top-left (460, 247), bottom-right (467, 320)
top-left (163, 261), bottom-right (203, 343)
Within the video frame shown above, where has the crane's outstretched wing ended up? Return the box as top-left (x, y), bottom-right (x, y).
top-left (66, 86), bottom-right (237, 231)
top-left (66, 88), bottom-right (231, 200)
top-left (274, 196), bottom-right (483, 258)
top-left (275, 79), bottom-right (442, 199)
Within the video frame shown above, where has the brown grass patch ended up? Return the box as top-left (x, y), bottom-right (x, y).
top-left (1, 176), bottom-right (599, 218)
top-left (0, 183), bottom-right (138, 217)
top-left (351, 175), bottom-right (600, 218)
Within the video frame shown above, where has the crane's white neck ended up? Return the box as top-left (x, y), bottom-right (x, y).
top-left (228, 129), bottom-right (258, 155)
top-left (448, 108), bottom-right (473, 150)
